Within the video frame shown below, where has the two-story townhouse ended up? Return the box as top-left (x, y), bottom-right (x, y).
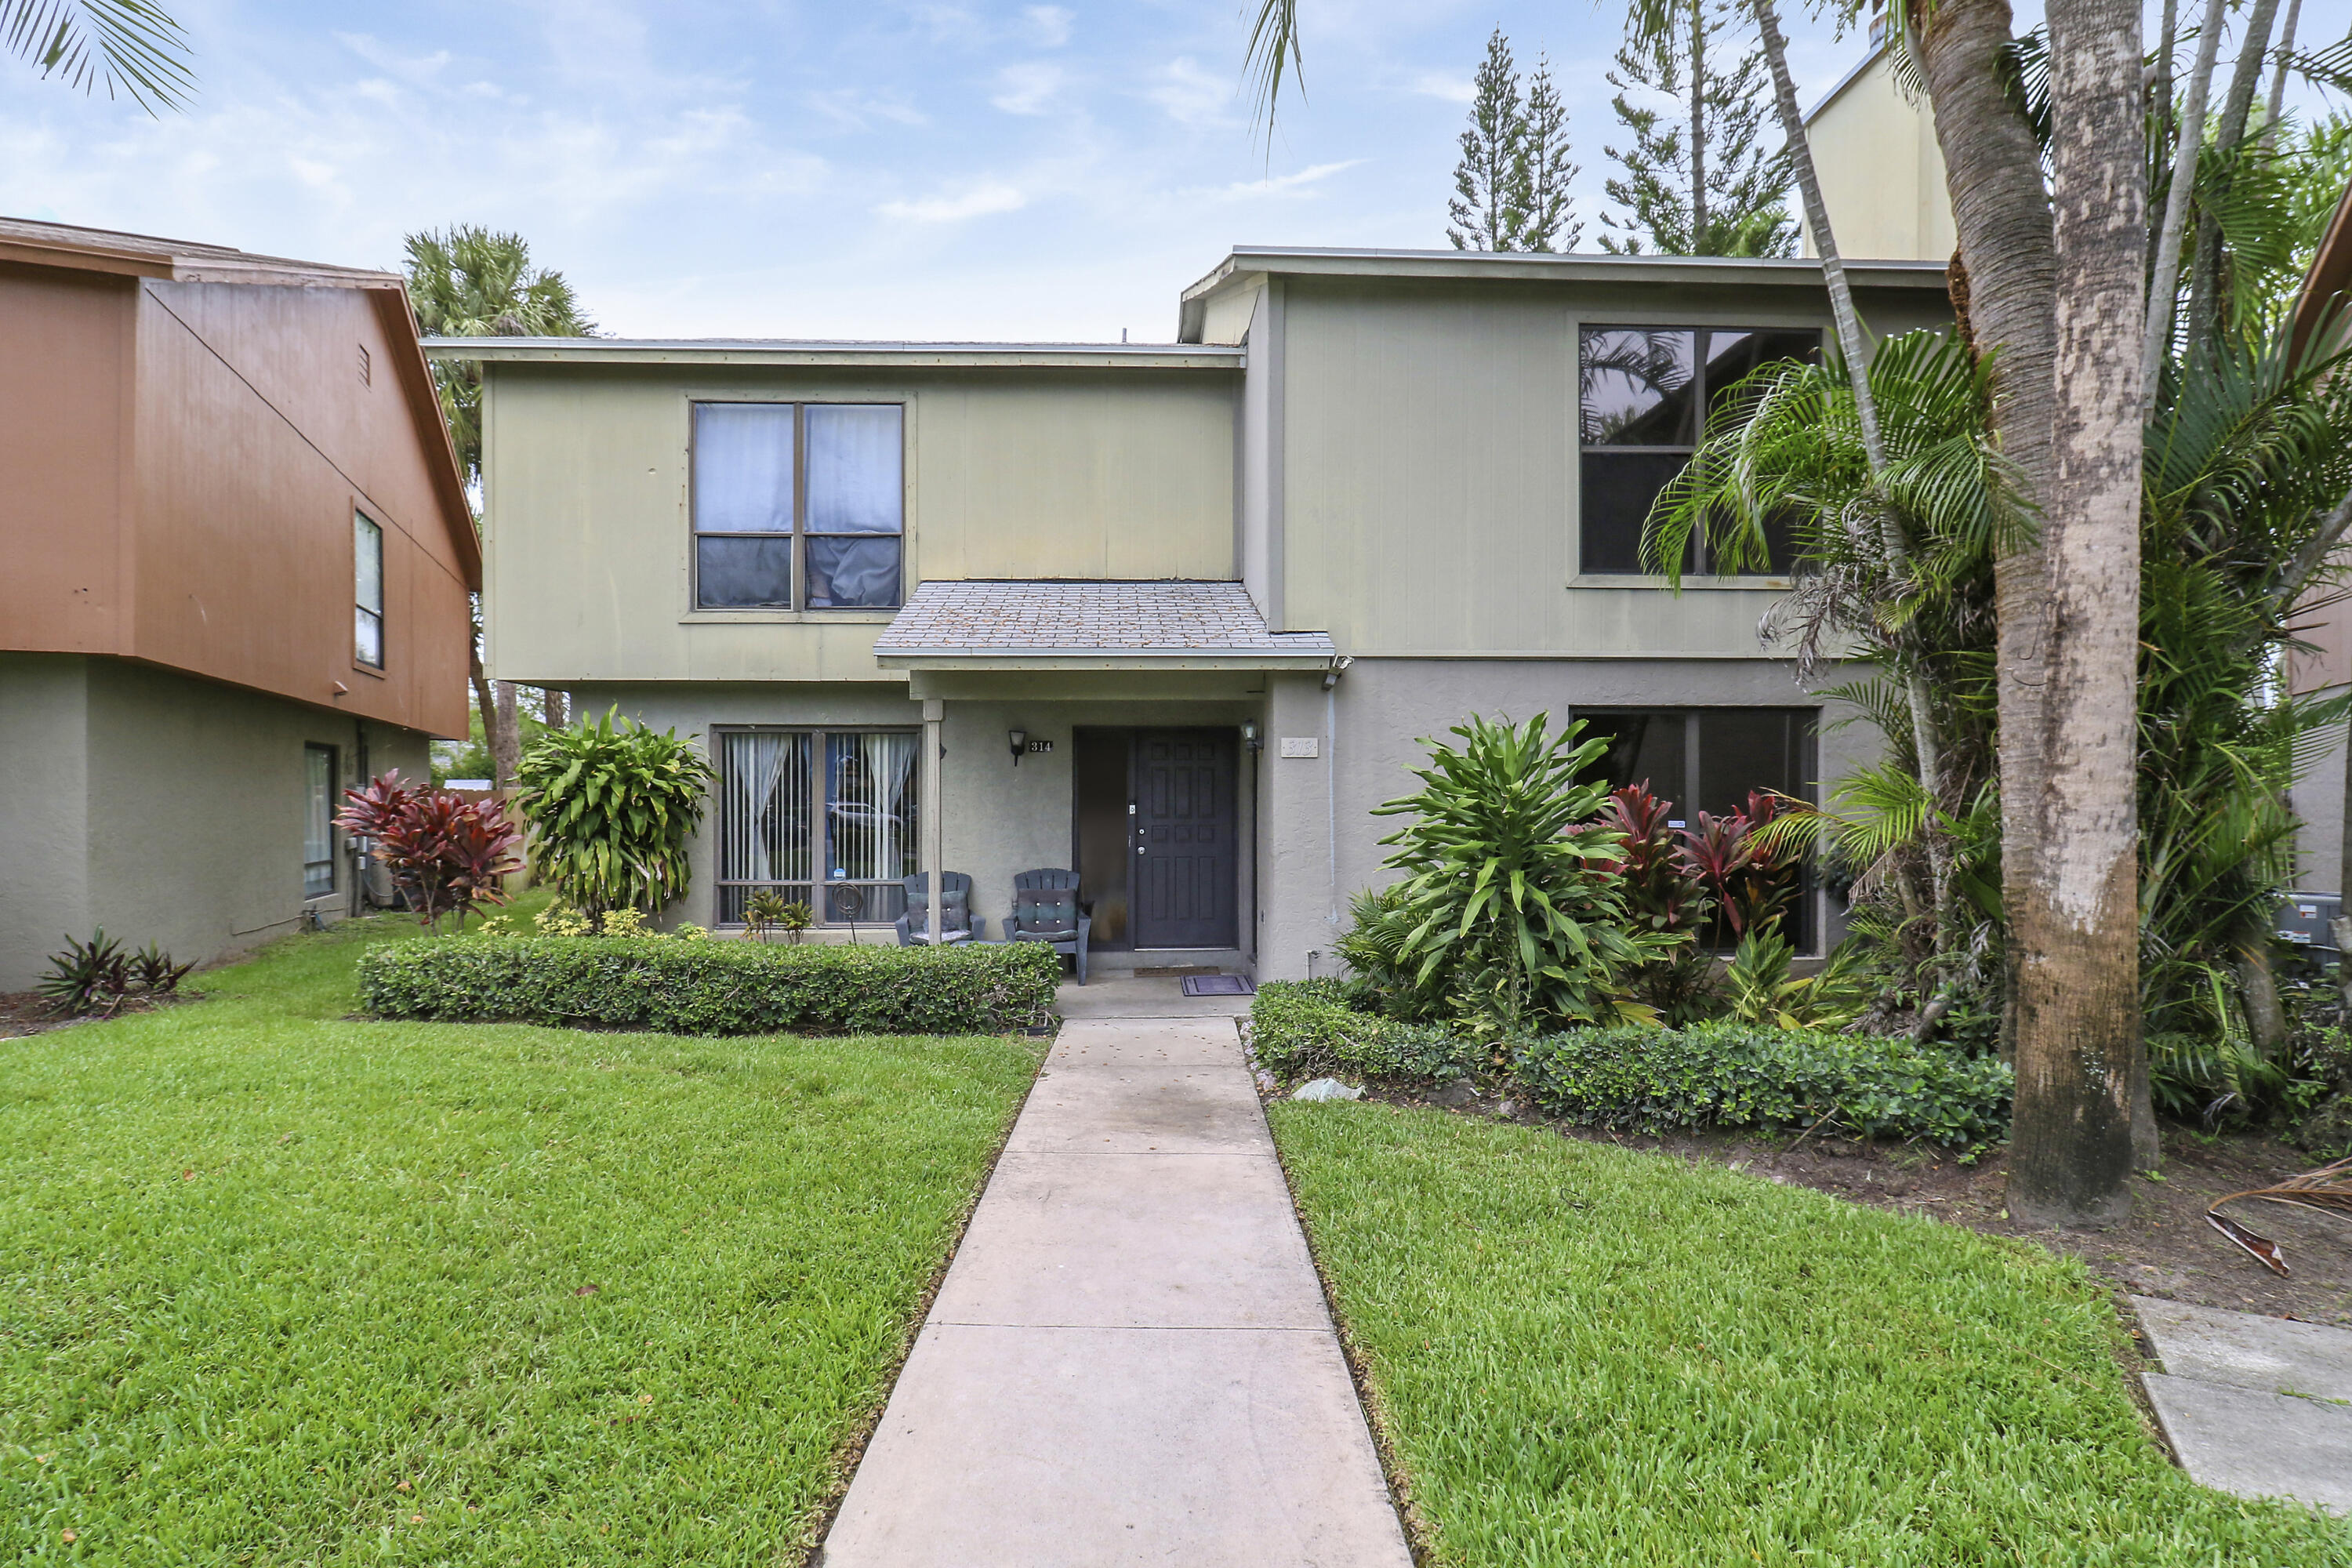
top-left (1, 219), bottom-right (478, 989)
top-left (452, 249), bottom-right (1951, 980)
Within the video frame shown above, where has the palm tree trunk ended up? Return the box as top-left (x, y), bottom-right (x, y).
top-left (2143, 0), bottom-right (2228, 391)
top-left (1751, 0), bottom-right (1953, 940)
top-left (1915, 0), bottom-right (2060, 1048)
top-left (2005, 0), bottom-right (2147, 1227)
top-left (493, 681), bottom-right (521, 793)
top-left (2184, 0), bottom-right (2284, 350)
top-left (2264, 0), bottom-right (2303, 140)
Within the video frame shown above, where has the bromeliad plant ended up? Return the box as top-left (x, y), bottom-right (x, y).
top-left (1370, 713), bottom-right (1682, 1033)
top-left (334, 772), bottom-right (523, 934)
top-left (514, 710), bottom-right (717, 919)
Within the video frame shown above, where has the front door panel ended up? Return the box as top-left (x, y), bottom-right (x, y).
top-left (1131, 730), bottom-right (1237, 949)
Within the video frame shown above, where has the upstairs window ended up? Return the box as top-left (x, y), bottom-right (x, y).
top-left (354, 511), bottom-right (385, 666)
top-left (1577, 327), bottom-right (1820, 575)
top-left (692, 402), bottom-right (905, 610)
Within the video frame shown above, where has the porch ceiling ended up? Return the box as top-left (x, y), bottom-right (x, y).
top-left (873, 580), bottom-right (1336, 672)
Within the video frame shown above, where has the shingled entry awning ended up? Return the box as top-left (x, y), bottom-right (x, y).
top-left (872, 580), bottom-right (1335, 671)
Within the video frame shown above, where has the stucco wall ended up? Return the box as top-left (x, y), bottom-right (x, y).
top-left (484, 365), bottom-right (1239, 688)
top-left (0, 652), bottom-right (426, 989)
top-left (1801, 48), bottom-right (1957, 263)
top-left (1251, 655), bottom-right (1875, 982)
top-left (572, 681), bottom-right (1260, 946)
top-left (1273, 276), bottom-right (1951, 651)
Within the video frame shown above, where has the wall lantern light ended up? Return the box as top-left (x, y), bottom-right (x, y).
top-left (1008, 728), bottom-right (1029, 766)
top-left (1240, 719), bottom-right (1263, 752)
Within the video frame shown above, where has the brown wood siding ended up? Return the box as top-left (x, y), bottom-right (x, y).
top-left (0, 263), bottom-right (474, 737)
top-left (0, 263), bottom-right (134, 653)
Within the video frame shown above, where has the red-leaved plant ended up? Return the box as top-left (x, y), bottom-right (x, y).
top-left (334, 771), bottom-right (523, 933)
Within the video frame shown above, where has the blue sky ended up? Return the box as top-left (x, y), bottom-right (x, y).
top-left (1, 1), bottom-right (2343, 341)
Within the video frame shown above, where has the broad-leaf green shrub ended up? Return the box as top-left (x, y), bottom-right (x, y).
top-left (1512, 1021), bottom-right (2013, 1149)
top-left (1372, 713), bottom-right (1679, 1031)
top-left (1250, 980), bottom-right (1486, 1085)
top-left (361, 937), bottom-right (1061, 1036)
top-left (515, 710), bottom-right (717, 917)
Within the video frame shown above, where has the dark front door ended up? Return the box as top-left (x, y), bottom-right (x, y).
top-left (1131, 729), bottom-right (1238, 949)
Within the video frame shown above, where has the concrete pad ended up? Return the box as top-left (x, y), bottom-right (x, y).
top-left (1057, 975), bottom-right (1252, 1021)
top-left (2132, 1296), bottom-right (2352, 1402)
top-left (1007, 1065), bottom-right (1271, 1156)
top-left (2141, 1373), bottom-right (2352, 1515)
top-left (820, 1323), bottom-right (1413, 1567)
top-left (1047, 1018), bottom-right (1242, 1069)
top-left (930, 1152), bottom-right (1329, 1330)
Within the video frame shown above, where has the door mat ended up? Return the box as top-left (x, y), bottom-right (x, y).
top-left (1181, 975), bottom-right (1255, 997)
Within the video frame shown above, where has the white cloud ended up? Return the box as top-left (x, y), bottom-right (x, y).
top-left (877, 180), bottom-right (1027, 222)
top-left (1022, 5), bottom-right (1075, 46)
top-left (334, 33), bottom-right (452, 83)
top-left (1147, 57), bottom-right (1229, 125)
top-left (990, 62), bottom-right (1064, 115)
top-left (807, 87), bottom-right (929, 131)
top-left (1214, 159), bottom-right (1368, 200)
top-left (1406, 71), bottom-right (1475, 104)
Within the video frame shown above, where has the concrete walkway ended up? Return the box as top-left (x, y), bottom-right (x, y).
top-left (820, 1015), bottom-right (1412, 1566)
top-left (2135, 1295), bottom-right (2352, 1515)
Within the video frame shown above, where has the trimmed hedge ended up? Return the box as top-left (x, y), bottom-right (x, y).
top-left (1250, 984), bottom-right (2013, 1149)
top-left (1512, 1021), bottom-right (2013, 1149)
top-left (359, 936), bottom-right (1062, 1036)
top-left (1249, 979), bottom-right (1485, 1085)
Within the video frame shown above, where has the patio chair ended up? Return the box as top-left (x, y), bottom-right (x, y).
top-left (895, 871), bottom-right (976, 946)
top-left (1007, 867), bottom-right (1088, 984)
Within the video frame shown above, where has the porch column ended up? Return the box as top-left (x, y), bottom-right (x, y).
top-left (922, 697), bottom-right (944, 942)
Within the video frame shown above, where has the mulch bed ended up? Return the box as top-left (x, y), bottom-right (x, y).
top-left (1345, 1080), bottom-right (2352, 1327)
top-left (0, 989), bottom-right (191, 1042)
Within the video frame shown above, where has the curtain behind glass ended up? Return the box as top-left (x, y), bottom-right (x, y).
top-left (303, 747), bottom-right (334, 897)
top-left (806, 405), bottom-right (902, 532)
top-left (694, 405), bottom-right (794, 533)
top-left (717, 731), bottom-right (811, 922)
top-left (825, 731), bottom-right (916, 920)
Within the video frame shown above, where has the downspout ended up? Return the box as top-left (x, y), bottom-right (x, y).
top-left (1322, 655), bottom-right (1353, 938)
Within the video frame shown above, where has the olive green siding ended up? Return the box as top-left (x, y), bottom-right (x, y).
top-left (479, 365), bottom-right (1237, 688)
top-left (1265, 275), bottom-right (1951, 648)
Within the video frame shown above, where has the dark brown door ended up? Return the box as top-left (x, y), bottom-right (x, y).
top-left (1131, 729), bottom-right (1237, 949)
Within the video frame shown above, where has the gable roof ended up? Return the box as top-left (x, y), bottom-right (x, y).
top-left (873, 579), bottom-right (1335, 670)
top-left (0, 216), bottom-right (477, 588)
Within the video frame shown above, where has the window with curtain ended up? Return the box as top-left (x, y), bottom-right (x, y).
top-left (303, 744), bottom-right (338, 898)
top-left (354, 512), bottom-right (384, 666)
top-left (691, 402), bottom-right (905, 611)
top-left (713, 728), bottom-right (917, 925)
top-left (1577, 327), bottom-right (1820, 576)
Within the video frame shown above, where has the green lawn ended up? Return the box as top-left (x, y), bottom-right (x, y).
top-left (2, 914), bottom-right (1042, 1565)
top-left (1269, 1102), bottom-right (2350, 1567)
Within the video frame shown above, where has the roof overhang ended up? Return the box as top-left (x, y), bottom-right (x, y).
top-left (1177, 248), bottom-right (1950, 340)
top-left (424, 338), bottom-right (1244, 371)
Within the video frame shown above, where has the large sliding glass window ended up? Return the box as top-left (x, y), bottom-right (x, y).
top-left (714, 728), bottom-right (919, 925)
top-left (691, 403), bottom-right (904, 611)
top-left (1577, 327), bottom-right (1820, 575)
top-left (1570, 706), bottom-right (1818, 946)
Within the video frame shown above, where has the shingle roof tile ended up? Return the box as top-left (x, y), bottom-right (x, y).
top-left (873, 579), bottom-right (1334, 655)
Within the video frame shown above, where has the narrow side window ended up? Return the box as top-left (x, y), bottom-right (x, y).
top-left (354, 512), bottom-right (385, 667)
top-left (304, 743), bottom-right (339, 897)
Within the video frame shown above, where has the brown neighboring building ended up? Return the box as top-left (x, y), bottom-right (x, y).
top-left (0, 217), bottom-right (477, 988)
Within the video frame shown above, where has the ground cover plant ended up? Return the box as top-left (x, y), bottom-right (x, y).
top-left (361, 933), bottom-right (1061, 1036)
top-left (0, 909), bottom-right (1043, 1564)
top-left (1269, 1102), bottom-right (2350, 1565)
